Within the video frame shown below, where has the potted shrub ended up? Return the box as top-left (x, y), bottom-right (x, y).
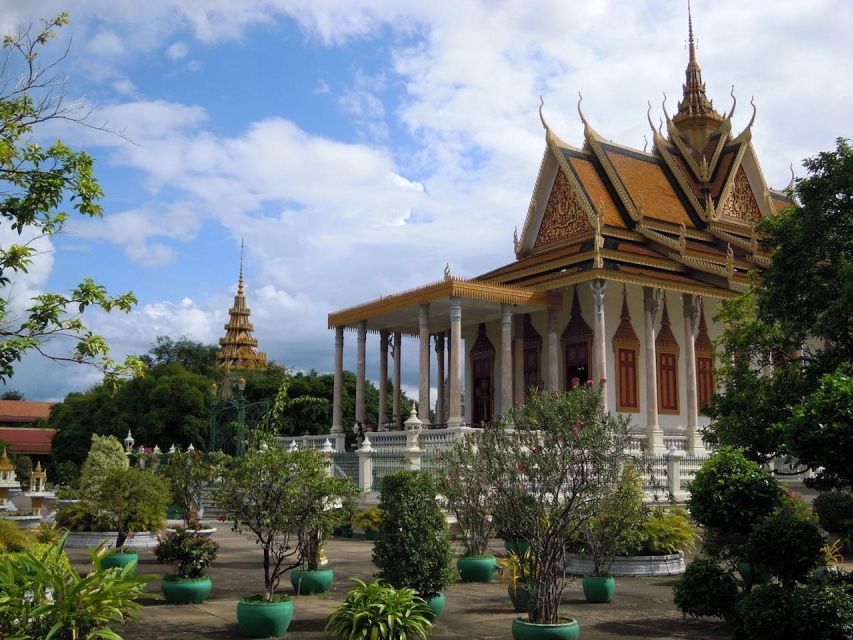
top-left (372, 470), bottom-right (455, 620)
top-left (155, 525), bottom-right (219, 603)
top-left (213, 433), bottom-right (356, 638)
top-left (578, 465), bottom-right (646, 602)
top-left (333, 495), bottom-right (357, 538)
top-left (352, 507), bottom-right (382, 540)
top-left (326, 579), bottom-right (433, 640)
top-left (477, 384), bottom-right (635, 639)
top-left (160, 448), bottom-right (216, 532)
top-left (498, 548), bottom-right (536, 613)
top-left (437, 435), bottom-right (498, 582)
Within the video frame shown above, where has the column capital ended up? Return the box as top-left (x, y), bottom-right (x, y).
top-left (643, 286), bottom-right (662, 316)
top-left (334, 325), bottom-right (344, 346)
top-left (683, 293), bottom-right (701, 331)
top-left (590, 278), bottom-right (607, 303)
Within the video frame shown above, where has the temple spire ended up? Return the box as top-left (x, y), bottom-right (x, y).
top-left (238, 238), bottom-right (245, 295)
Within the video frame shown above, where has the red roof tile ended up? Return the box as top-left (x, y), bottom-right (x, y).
top-left (0, 427), bottom-right (56, 454)
top-left (0, 400), bottom-right (53, 423)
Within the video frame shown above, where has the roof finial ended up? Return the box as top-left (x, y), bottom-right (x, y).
top-left (577, 92), bottom-right (588, 126)
top-left (238, 238), bottom-right (245, 295)
top-left (728, 85), bottom-right (737, 118)
top-left (688, 0), bottom-right (697, 64)
top-left (538, 95), bottom-right (548, 131)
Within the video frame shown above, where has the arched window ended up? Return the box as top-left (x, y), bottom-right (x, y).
top-left (656, 295), bottom-right (680, 414)
top-left (612, 286), bottom-right (640, 412)
top-left (561, 287), bottom-right (592, 388)
top-left (695, 303), bottom-right (714, 413)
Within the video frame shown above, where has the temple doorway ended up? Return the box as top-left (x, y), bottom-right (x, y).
top-left (471, 323), bottom-right (494, 425)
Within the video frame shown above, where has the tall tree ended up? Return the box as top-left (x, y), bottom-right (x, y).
top-left (707, 138), bottom-right (853, 488)
top-left (140, 335), bottom-right (218, 378)
top-left (0, 14), bottom-right (141, 384)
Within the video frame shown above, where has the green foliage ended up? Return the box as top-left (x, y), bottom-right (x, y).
top-left (159, 448), bottom-right (215, 523)
top-left (78, 433), bottom-right (128, 497)
top-left (0, 14), bottom-right (141, 383)
top-left (673, 555), bottom-right (738, 619)
top-left (787, 580), bottom-right (853, 640)
top-left (479, 385), bottom-right (636, 624)
top-left (325, 579), bottom-right (433, 640)
top-left (51, 460), bottom-right (78, 486)
top-left (580, 465), bottom-right (647, 575)
top-left (33, 522), bottom-right (60, 544)
top-left (352, 507), bottom-right (382, 532)
top-left (0, 518), bottom-right (33, 552)
top-left (155, 527), bottom-right (219, 579)
top-left (638, 506), bottom-right (697, 556)
top-left (813, 491), bottom-right (853, 534)
top-left (212, 434), bottom-right (357, 601)
top-left (436, 435), bottom-right (495, 556)
top-left (141, 335), bottom-right (218, 378)
top-left (54, 502), bottom-right (113, 532)
top-left (86, 467), bottom-right (169, 547)
top-left (373, 471), bottom-right (455, 596)
top-left (744, 500), bottom-right (825, 585)
top-left (0, 533), bottom-right (152, 639)
top-left (687, 448), bottom-right (781, 538)
top-left (14, 454), bottom-right (32, 484)
top-left (736, 583), bottom-right (792, 640)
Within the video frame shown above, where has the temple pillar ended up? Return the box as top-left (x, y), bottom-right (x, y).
top-left (591, 279), bottom-right (608, 410)
top-left (546, 308), bottom-right (559, 391)
top-left (513, 317), bottom-right (524, 405)
top-left (683, 294), bottom-right (703, 454)
top-left (643, 287), bottom-right (665, 453)
top-left (378, 329), bottom-right (389, 428)
top-left (332, 326), bottom-right (344, 433)
top-left (500, 304), bottom-right (513, 417)
top-left (435, 333), bottom-right (446, 424)
top-left (393, 332), bottom-right (402, 428)
top-left (355, 320), bottom-right (367, 426)
top-left (448, 297), bottom-right (463, 427)
top-left (418, 304), bottom-right (431, 425)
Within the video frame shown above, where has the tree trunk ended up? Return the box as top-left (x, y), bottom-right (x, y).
top-left (263, 545), bottom-right (271, 601)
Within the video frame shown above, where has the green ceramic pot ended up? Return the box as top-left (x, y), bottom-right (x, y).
top-left (339, 526), bottom-right (354, 538)
top-left (290, 568), bottom-right (334, 595)
top-left (364, 529), bottom-right (378, 540)
top-left (582, 575), bottom-right (615, 603)
top-left (457, 554), bottom-right (498, 582)
top-left (161, 576), bottom-right (212, 604)
top-left (511, 618), bottom-right (580, 640)
top-left (101, 550), bottom-right (138, 571)
top-left (236, 596), bottom-right (293, 638)
top-left (424, 592), bottom-right (445, 621)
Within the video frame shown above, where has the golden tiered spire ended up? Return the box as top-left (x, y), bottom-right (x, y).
top-left (216, 240), bottom-right (268, 371)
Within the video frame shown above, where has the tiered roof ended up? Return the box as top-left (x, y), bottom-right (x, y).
top-left (216, 244), bottom-right (268, 371)
top-left (480, 7), bottom-right (794, 299)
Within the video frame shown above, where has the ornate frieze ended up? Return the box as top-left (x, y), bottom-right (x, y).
top-left (719, 166), bottom-right (762, 224)
top-left (534, 170), bottom-right (593, 249)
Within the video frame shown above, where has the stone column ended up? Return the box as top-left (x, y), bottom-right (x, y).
top-left (500, 304), bottom-right (513, 417)
top-left (513, 317), bottom-right (525, 405)
top-left (591, 279), bottom-right (607, 409)
top-left (355, 320), bottom-right (367, 426)
top-left (546, 308), bottom-right (559, 391)
top-left (393, 332), bottom-right (402, 428)
top-left (683, 295), bottom-right (701, 455)
top-left (435, 333), bottom-right (446, 424)
top-left (448, 297), bottom-right (463, 427)
top-left (418, 304), bottom-right (431, 425)
top-left (643, 287), bottom-right (664, 453)
top-left (332, 326), bottom-right (344, 433)
top-left (378, 329), bottom-right (389, 429)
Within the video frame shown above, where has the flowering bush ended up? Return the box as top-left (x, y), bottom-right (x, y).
top-left (155, 527), bottom-right (219, 579)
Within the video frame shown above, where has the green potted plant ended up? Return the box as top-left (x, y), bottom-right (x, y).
top-left (372, 470), bottom-right (455, 620)
top-left (352, 507), bottom-right (382, 540)
top-left (159, 448), bottom-right (216, 531)
top-left (213, 434), bottom-right (356, 637)
top-left (437, 436), bottom-right (498, 582)
top-left (333, 495), bottom-right (357, 537)
top-left (326, 578), bottom-right (433, 640)
top-left (498, 548), bottom-right (536, 613)
top-left (578, 465), bottom-right (646, 602)
top-left (478, 384), bottom-right (636, 639)
top-left (155, 525), bottom-right (219, 603)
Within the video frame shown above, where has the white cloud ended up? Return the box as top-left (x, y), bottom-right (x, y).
top-left (165, 41), bottom-right (188, 60)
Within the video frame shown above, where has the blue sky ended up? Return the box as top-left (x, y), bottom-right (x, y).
top-left (1, 0), bottom-right (851, 401)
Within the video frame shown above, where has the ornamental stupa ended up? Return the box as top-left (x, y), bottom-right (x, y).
top-left (216, 242), bottom-right (268, 371)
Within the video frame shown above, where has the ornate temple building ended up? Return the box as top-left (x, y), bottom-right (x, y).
top-left (327, 10), bottom-right (793, 453)
top-left (216, 244), bottom-right (268, 372)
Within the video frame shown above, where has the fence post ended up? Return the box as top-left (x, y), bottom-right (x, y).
top-left (666, 447), bottom-right (685, 499)
top-left (357, 435), bottom-right (374, 493)
top-left (403, 406), bottom-right (423, 471)
top-left (320, 438), bottom-right (334, 477)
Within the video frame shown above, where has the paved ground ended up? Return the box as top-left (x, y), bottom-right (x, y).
top-left (66, 526), bottom-right (731, 640)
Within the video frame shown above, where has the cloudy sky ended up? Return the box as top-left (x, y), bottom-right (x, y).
top-left (1, 0), bottom-right (851, 401)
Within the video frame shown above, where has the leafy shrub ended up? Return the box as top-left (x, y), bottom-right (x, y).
top-left (813, 491), bottom-right (853, 534)
top-left (155, 527), bottom-right (219, 579)
top-left (0, 518), bottom-right (33, 552)
top-left (688, 448), bottom-right (781, 536)
top-left (54, 502), bottom-right (114, 532)
top-left (673, 555), bottom-right (738, 619)
top-left (373, 471), bottom-right (455, 596)
top-left (789, 580), bottom-right (853, 640)
top-left (352, 507), bottom-right (382, 532)
top-left (639, 506), bottom-right (697, 555)
top-left (0, 534), bottom-right (152, 639)
top-left (737, 583), bottom-right (792, 640)
top-left (159, 448), bottom-right (215, 523)
top-left (33, 522), bottom-right (60, 544)
top-left (79, 434), bottom-right (128, 497)
top-left (744, 501), bottom-right (825, 584)
top-left (325, 579), bottom-right (432, 640)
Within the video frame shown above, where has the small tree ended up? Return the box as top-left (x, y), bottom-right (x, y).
top-left (79, 434), bottom-right (128, 497)
top-left (159, 448), bottom-right (215, 524)
top-left (88, 467), bottom-right (169, 547)
top-left (213, 435), bottom-right (355, 601)
top-left (478, 385), bottom-right (635, 624)
top-left (373, 470), bottom-right (455, 597)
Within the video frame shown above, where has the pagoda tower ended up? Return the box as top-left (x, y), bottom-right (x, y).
top-left (216, 242), bottom-right (268, 371)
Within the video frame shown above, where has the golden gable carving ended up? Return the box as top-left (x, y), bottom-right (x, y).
top-left (534, 170), bottom-right (593, 248)
top-left (720, 166), bottom-right (762, 224)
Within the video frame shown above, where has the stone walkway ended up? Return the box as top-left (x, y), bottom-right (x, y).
top-left (66, 527), bottom-right (730, 640)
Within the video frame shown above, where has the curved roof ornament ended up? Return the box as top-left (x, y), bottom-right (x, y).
top-left (785, 163), bottom-right (796, 194)
top-left (577, 91), bottom-right (588, 126)
top-left (661, 91), bottom-right (671, 123)
top-left (538, 95), bottom-right (548, 131)
top-left (658, 117), bottom-right (665, 136)
top-left (727, 85), bottom-right (737, 119)
top-left (643, 135), bottom-right (649, 153)
top-left (746, 96), bottom-right (757, 129)
top-left (646, 100), bottom-right (656, 132)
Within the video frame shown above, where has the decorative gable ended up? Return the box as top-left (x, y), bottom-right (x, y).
top-left (719, 166), bottom-right (762, 224)
top-left (534, 169), bottom-right (593, 249)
